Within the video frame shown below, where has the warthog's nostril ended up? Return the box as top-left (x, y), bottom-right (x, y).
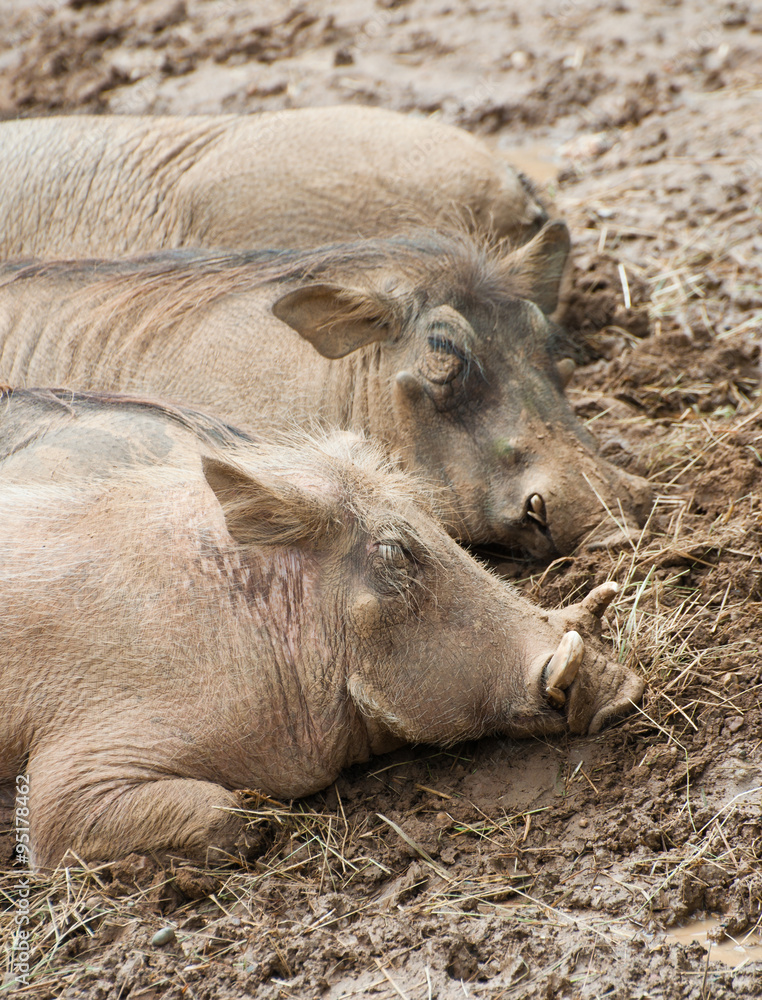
top-left (526, 493), bottom-right (547, 527)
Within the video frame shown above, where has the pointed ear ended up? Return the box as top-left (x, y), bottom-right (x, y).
top-left (202, 455), bottom-right (331, 547)
top-left (272, 283), bottom-right (396, 358)
top-left (499, 220), bottom-right (571, 315)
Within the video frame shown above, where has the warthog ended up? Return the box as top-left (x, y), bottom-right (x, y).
top-left (0, 106), bottom-right (547, 261)
top-left (0, 387), bottom-right (643, 868)
top-left (0, 226), bottom-right (651, 557)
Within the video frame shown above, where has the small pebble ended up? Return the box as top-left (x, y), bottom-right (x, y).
top-left (579, 818), bottom-right (589, 828)
top-left (151, 927), bottom-right (176, 947)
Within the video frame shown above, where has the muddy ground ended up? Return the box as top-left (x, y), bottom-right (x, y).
top-left (1, 0), bottom-right (761, 997)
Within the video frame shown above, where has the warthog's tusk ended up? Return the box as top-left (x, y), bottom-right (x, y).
top-left (556, 357), bottom-right (576, 387)
top-left (544, 630), bottom-right (584, 707)
top-left (580, 581), bottom-right (619, 618)
top-left (527, 493), bottom-right (547, 526)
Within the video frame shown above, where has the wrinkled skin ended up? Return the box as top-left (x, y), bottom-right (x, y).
top-left (0, 107), bottom-right (547, 260)
top-left (0, 388), bottom-right (643, 869)
top-left (0, 226), bottom-right (651, 557)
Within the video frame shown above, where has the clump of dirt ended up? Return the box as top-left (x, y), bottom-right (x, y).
top-left (558, 250), bottom-right (652, 358)
top-left (0, 1), bottom-right (347, 113)
top-left (1, 1), bottom-right (762, 998)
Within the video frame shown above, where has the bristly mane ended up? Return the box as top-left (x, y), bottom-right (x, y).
top-left (0, 230), bottom-right (544, 345)
top-left (0, 386), bottom-right (256, 455)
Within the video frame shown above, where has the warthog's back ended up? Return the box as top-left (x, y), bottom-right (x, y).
top-left (0, 386), bottom-right (253, 483)
top-left (0, 107), bottom-right (547, 258)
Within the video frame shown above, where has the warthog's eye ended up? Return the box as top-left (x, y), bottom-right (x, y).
top-left (420, 333), bottom-right (466, 385)
top-left (372, 540), bottom-right (418, 596)
top-left (377, 541), bottom-right (407, 568)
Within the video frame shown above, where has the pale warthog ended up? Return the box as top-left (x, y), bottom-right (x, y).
top-left (0, 227), bottom-right (651, 557)
top-left (0, 106), bottom-right (547, 260)
top-left (1, 387), bottom-right (644, 869)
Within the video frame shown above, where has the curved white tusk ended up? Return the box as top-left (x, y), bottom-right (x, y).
top-left (544, 630), bottom-right (584, 707)
top-left (527, 493), bottom-right (547, 526)
top-left (580, 581), bottom-right (619, 618)
top-left (556, 357), bottom-right (576, 388)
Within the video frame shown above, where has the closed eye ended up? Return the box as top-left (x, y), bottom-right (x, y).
top-left (372, 539), bottom-right (419, 596)
top-left (427, 332), bottom-right (468, 363)
top-left (421, 328), bottom-right (472, 387)
top-left (377, 541), bottom-right (407, 567)
top-left (426, 327), bottom-right (484, 383)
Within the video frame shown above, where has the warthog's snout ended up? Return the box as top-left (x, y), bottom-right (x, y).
top-left (538, 582), bottom-right (643, 734)
top-left (491, 489), bottom-right (558, 559)
top-left (489, 452), bottom-right (653, 559)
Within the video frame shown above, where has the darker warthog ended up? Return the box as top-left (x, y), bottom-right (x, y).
top-left (0, 387), bottom-right (643, 869)
top-left (0, 227), bottom-right (651, 557)
top-left (0, 107), bottom-right (547, 262)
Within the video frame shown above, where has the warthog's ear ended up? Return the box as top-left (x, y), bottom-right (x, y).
top-left (202, 456), bottom-right (332, 547)
top-left (272, 283), bottom-right (396, 358)
top-left (499, 219), bottom-right (571, 315)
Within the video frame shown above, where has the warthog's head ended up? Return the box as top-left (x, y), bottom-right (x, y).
top-left (204, 431), bottom-right (644, 749)
top-left (272, 223), bottom-right (651, 557)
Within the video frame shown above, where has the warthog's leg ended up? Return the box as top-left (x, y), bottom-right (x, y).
top-left (26, 749), bottom-right (252, 869)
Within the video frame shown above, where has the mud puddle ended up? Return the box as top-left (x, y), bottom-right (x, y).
top-left (668, 920), bottom-right (762, 968)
